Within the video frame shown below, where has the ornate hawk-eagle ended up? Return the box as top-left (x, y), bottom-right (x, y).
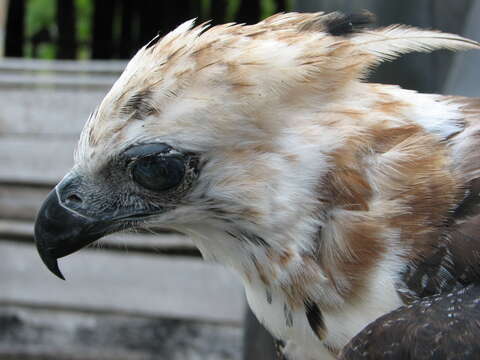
top-left (34, 12), bottom-right (480, 360)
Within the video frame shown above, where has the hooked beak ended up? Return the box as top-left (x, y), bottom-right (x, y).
top-left (34, 189), bottom-right (112, 280)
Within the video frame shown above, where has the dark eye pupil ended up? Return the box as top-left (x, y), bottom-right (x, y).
top-left (132, 156), bottom-right (185, 191)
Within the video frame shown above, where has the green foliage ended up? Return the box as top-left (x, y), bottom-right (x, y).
top-left (76, 0), bottom-right (92, 42)
top-left (226, 0), bottom-right (240, 21)
top-left (25, 0), bottom-right (55, 58)
top-left (25, 0), bottom-right (55, 37)
top-left (76, 0), bottom-right (93, 59)
top-left (24, 0), bottom-right (92, 59)
top-left (261, 0), bottom-right (276, 18)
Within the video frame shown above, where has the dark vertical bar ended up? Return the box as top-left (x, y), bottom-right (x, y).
top-left (138, 0), bottom-right (162, 45)
top-left (211, 0), bottom-right (228, 25)
top-left (5, 0), bottom-right (25, 57)
top-left (192, 0), bottom-right (203, 23)
top-left (56, 0), bottom-right (77, 59)
top-left (131, 0), bottom-right (202, 54)
top-left (236, 0), bottom-right (261, 24)
top-left (118, 0), bottom-right (135, 58)
top-left (160, 1), bottom-right (191, 35)
top-left (275, 0), bottom-right (287, 12)
top-left (243, 307), bottom-right (276, 360)
top-left (91, 0), bottom-right (116, 59)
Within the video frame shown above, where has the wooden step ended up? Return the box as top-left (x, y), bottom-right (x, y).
top-left (0, 59), bottom-right (125, 136)
top-left (0, 240), bottom-right (244, 324)
top-left (0, 58), bottom-right (126, 74)
top-left (0, 304), bottom-right (242, 360)
top-left (0, 137), bottom-right (75, 184)
top-left (0, 184), bottom-right (50, 220)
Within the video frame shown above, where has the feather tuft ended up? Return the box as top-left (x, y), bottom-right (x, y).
top-left (353, 25), bottom-right (480, 63)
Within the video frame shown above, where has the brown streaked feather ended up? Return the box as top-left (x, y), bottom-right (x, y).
top-left (320, 115), bottom-right (460, 300)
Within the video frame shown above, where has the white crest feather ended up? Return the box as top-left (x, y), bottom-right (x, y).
top-left (353, 25), bottom-right (480, 62)
top-left (171, 18), bottom-right (197, 36)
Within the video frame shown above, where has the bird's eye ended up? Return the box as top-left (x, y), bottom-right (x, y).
top-left (131, 155), bottom-right (185, 191)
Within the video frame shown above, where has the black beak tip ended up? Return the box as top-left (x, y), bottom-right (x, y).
top-left (39, 252), bottom-right (66, 280)
top-left (34, 189), bottom-right (67, 280)
top-left (34, 231), bottom-right (66, 280)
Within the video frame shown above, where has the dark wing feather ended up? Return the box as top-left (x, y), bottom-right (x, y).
top-left (340, 285), bottom-right (480, 360)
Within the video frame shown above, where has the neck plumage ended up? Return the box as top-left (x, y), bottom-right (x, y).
top-left (185, 83), bottom-right (463, 309)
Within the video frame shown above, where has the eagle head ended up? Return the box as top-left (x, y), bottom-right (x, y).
top-left (34, 11), bottom-right (478, 288)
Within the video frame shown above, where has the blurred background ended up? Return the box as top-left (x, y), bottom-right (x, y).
top-left (0, 1), bottom-right (478, 359)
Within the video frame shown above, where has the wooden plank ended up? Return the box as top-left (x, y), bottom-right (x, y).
top-left (0, 136), bottom-right (74, 184)
top-left (0, 240), bottom-right (244, 324)
top-left (0, 184), bottom-right (49, 220)
top-left (0, 59), bottom-right (128, 136)
top-left (0, 87), bottom-right (103, 135)
top-left (0, 58), bottom-right (126, 73)
top-left (0, 219), bottom-right (196, 252)
top-left (0, 305), bottom-right (242, 360)
top-left (0, 72), bottom-right (118, 88)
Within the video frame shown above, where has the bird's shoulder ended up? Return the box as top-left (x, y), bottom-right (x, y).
top-left (399, 96), bottom-right (480, 301)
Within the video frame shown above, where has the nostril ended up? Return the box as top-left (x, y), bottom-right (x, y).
top-left (65, 194), bottom-right (82, 205)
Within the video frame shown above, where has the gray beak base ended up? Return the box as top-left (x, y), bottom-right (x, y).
top-left (34, 190), bottom-right (111, 280)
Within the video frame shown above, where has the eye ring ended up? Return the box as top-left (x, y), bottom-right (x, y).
top-left (130, 154), bottom-right (185, 192)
